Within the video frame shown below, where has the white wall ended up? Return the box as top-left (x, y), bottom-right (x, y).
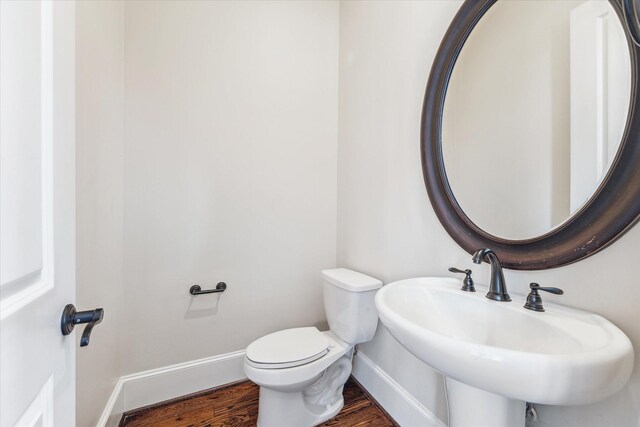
top-left (76, 2), bottom-right (640, 426)
top-left (338, 1), bottom-right (640, 426)
top-left (121, 0), bottom-right (339, 374)
top-left (76, 2), bottom-right (124, 426)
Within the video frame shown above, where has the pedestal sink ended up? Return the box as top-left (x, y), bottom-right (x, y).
top-left (375, 277), bottom-right (634, 427)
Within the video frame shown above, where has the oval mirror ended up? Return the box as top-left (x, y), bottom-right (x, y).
top-left (422, 0), bottom-right (640, 269)
top-left (442, 0), bottom-right (631, 240)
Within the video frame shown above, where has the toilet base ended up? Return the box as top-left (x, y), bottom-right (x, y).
top-left (256, 355), bottom-right (352, 427)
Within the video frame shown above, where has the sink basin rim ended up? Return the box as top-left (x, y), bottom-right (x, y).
top-left (377, 277), bottom-right (628, 357)
top-left (375, 277), bottom-right (634, 405)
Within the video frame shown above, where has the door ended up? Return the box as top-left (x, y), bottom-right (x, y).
top-left (569, 0), bottom-right (631, 213)
top-left (1, 1), bottom-right (76, 426)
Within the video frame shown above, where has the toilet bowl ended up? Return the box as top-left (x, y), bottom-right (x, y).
top-left (243, 268), bottom-right (382, 427)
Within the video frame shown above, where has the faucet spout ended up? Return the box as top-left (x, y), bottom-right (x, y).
top-left (472, 248), bottom-right (511, 302)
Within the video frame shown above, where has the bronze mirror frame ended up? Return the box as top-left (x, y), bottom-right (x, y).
top-left (421, 0), bottom-right (640, 270)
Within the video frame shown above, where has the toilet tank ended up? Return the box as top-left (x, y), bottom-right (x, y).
top-left (321, 268), bottom-right (383, 345)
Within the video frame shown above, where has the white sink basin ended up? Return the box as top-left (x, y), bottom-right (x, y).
top-left (376, 277), bottom-right (634, 426)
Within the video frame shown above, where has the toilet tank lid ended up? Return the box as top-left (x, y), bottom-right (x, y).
top-left (321, 268), bottom-right (382, 292)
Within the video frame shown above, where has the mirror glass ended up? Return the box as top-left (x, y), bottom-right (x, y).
top-left (442, 0), bottom-right (631, 240)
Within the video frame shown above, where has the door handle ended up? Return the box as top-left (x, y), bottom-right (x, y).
top-left (61, 304), bottom-right (104, 347)
top-left (623, 0), bottom-right (640, 46)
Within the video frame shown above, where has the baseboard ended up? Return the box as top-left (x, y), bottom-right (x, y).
top-left (96, 378), bottom-right (124, 427)
top-left (352, 351), bottom-right (447, 427)
top-left (97, 350), bottom-right (247, 427)
top-left (98, 348), bottom-right (444, 427)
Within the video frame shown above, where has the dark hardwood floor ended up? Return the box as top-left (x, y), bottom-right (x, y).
top-left (120, 377), bottom-right (397, 427)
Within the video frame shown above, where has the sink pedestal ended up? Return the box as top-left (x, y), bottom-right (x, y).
top-left (446, 378), bottom-right (525, 427)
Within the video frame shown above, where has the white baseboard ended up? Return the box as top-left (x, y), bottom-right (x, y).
top-left (97, 350), bottom-right (247, 427)
top-left (352, 351), bottom-right (447, 427)
top-left (98, 348), bottom-right (444, 427)
top-left (97, 379), bottom-right (124, 427)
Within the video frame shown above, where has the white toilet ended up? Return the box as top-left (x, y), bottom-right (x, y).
top-left (243, 268), bottom-right (382, 427)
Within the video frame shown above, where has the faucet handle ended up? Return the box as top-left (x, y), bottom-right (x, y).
top-left (524, 283), bottom-right (564, 312)
top-left (529, 282), bottom-right (564, 295)
top-left (448, 267), bottom-right (475, 292)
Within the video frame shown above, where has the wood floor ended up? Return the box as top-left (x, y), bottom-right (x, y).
top-left (120, 377), bottom-right (397, 427)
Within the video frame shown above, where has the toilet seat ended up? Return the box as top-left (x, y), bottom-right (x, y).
top-left (246, 327), bottom-right (329, 369)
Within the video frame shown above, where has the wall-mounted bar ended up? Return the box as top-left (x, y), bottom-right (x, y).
top-left (189, 282), bottom-right (227, 296)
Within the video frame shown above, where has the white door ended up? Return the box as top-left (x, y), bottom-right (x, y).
top-left (569, 0), bottom-right (631, 213)
top-left (1, 1), bottom-right (76, 426)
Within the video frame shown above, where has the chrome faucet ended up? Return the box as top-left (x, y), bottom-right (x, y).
top-left (472, 248), bottom-right (511, 302)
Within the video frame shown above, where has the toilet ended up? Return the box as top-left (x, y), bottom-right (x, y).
top-left (243, 268), bottom-right (382, 427)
